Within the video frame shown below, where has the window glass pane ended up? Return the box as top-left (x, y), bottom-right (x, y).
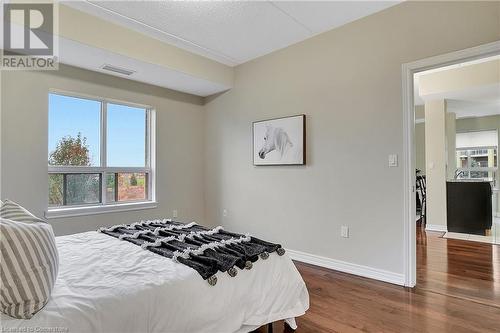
top-left (107, 103), bottom-right (146, 167)
top-left (48, 94), bottom-right (101, 166)
top-left (65, 174), bottom-right (101, 205)
top-left (456, 150), bottom-right (466, 168)
top-left (456, 148), bottom-right (498, 169)
top-left (48, 174), bottom-right (63, 207)
top-left (470, 171), bottom-right (489, 179)
top-left (106, 173), bottom-right (116, 203)
top-left (48, 173), bottom-right (101, 207)
top-left (117, 173), bottom-right (146, 202)
top-left (470, 149), bottom-right (489, 167)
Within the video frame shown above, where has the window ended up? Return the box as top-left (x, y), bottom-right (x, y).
top-left (47, 93), bottom-right (155, 217)
top-left (456, 130), bottom-right (498, 184)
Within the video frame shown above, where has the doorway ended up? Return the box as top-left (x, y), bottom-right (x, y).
top-left (402, 41), bottom-right (500, 287)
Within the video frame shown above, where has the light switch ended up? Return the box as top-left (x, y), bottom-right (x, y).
top-left (341, 225), bottom-right (349, 238)
top-left (388, 154), bottom-right (398, 167)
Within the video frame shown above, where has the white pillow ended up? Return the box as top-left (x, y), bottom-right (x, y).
top-left (0, 218), bottom-right (59, 319)
top-left (0, 199), bottom-right (46, 223)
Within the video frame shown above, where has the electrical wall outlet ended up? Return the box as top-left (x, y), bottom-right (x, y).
top-left (173, 209), bottom-right (178, 218)
top-left (341, 225), bottom-right (349, 238)
top-left (223, 209), bottom-right (228, 217)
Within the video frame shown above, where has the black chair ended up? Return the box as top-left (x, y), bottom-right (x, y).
top-left (416, 174), bottom-right (426, 226)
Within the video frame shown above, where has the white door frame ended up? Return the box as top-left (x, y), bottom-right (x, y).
top-left (401, 40), bottom-right (500, 287)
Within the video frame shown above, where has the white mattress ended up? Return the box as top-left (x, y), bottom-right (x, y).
top-left (1, 231), bottom-right (309, 333)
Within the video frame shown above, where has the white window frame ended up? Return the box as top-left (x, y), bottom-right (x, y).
top-left (46, 90), bottom-right (157, 219)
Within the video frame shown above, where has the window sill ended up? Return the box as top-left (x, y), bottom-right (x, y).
top-left (45, 201), bottom-right (158, 219)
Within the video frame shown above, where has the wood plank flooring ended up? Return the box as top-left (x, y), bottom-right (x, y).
top-left (255, 224), bottom-right (500, 332)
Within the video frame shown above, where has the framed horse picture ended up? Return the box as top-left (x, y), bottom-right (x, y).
top-left (253, 114), bottom-right (306, 166)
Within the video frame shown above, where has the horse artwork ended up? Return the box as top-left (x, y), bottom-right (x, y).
top-left (253, 115), bottom-right (305, 165)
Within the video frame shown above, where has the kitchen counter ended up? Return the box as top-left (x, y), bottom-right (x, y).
top-left (446, 181), bottom-right (492, 235)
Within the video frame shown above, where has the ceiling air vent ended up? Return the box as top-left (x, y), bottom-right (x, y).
top-left (100, 64), bottom-right (135, 76)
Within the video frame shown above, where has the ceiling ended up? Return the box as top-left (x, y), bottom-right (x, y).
top-left (415, 79), bottom-right (500, 119)
top-left (64, 1), bottom-right (400, 66)
top-left (447, 97), bottom-right (500, 119)
top-left (58, 37), bottom-right (230, 96)
top-left (0, 1), bottom-right (401, 96)
top-left (414, 56), bottom-right (500, 120)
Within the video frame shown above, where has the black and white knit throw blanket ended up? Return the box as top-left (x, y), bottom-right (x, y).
top-left (97, 219), bottom-right (285, 286)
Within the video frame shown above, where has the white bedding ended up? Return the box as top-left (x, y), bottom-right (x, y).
top-left (1, 231), bottom-right (309, 333)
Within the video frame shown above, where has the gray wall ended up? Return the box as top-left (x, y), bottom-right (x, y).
top-left (1, 65), bottom-right (206, 235)
top-left (203, 1), bottom-right (500, 275)
top-left (1, 1), bottom-right (499, 280)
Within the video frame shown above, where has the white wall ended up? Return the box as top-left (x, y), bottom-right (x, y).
top-left (456, 130), bottom-right (498, 148)
top-left (425, 100), bottom-right (448, 230)
top-left (1, 65), bottom-right (206, 235)
top-left (418, 58), bottom-right (500, 100)
top-left (204, 1), bottom-right (500, 276)
top-left (446, 112), bottom-right (457, 180)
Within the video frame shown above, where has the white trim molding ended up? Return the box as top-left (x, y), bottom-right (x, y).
top-left (45, 201), bottom-right (157, 219)
top-left (401, 40), bottom-right (500, 288)
top-left (287, 249), bottom-right (405, 286)
top-left (425, 224), bottom-right (448, 233)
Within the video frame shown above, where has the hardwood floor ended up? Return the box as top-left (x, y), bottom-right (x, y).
top-left (255, 224), bottom-right (500, 333)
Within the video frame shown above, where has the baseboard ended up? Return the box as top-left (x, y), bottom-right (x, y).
top-left (286, 249), bottom-right (405, 286)
top-left (425, 224), bottom-right (447, 232)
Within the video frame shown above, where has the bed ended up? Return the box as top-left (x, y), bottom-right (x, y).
top-left (0, 230), bottom-right (309, 332)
